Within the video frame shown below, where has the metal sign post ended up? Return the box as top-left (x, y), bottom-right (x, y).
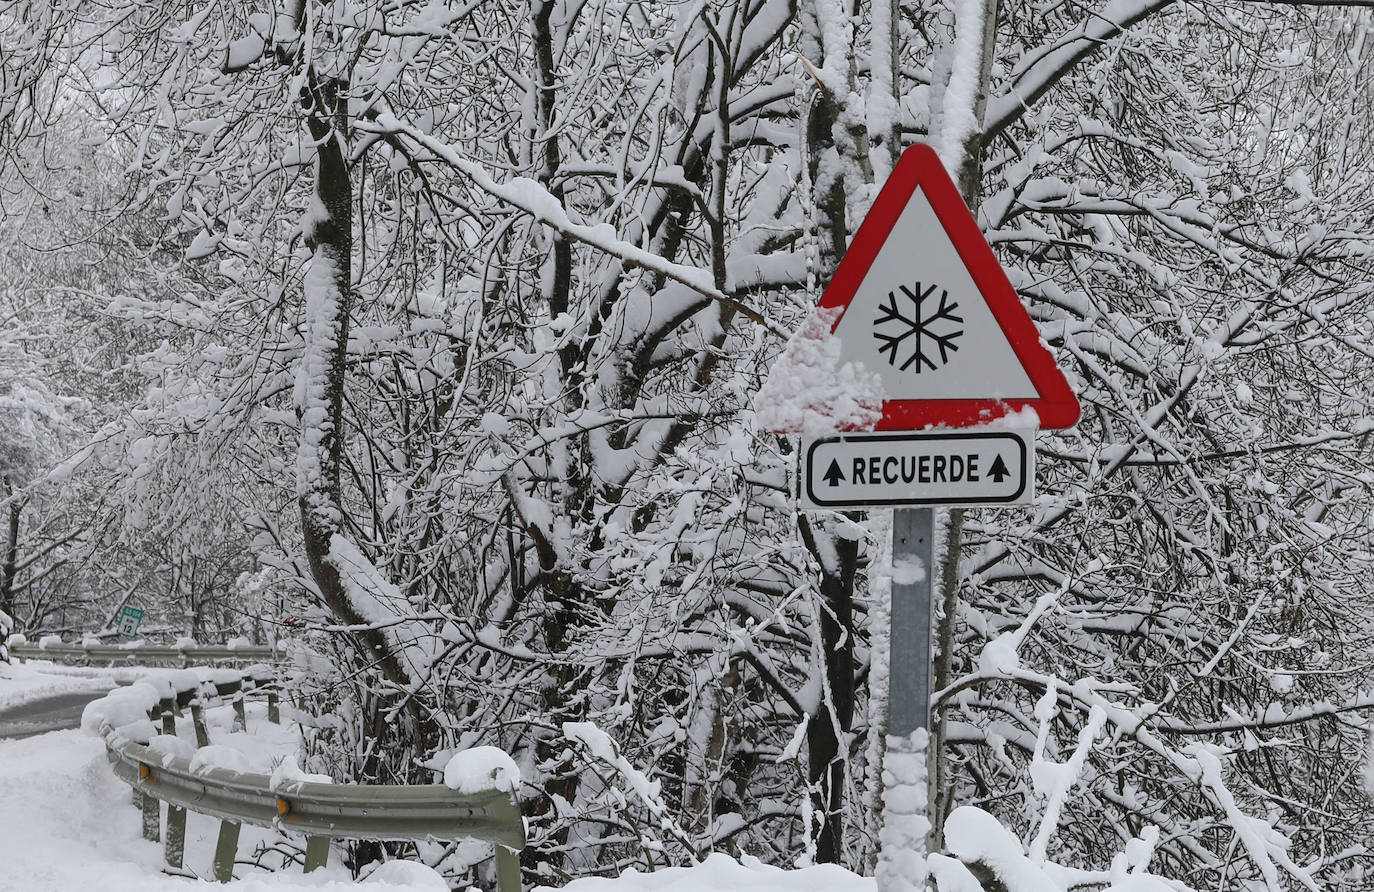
top-left (873, 507), bottom-right (938, 891)
top-left (890, 508), bottom-right (933, 741)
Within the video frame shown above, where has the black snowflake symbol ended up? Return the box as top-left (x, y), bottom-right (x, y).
top-left (873, 282), bottom-right (964, 372)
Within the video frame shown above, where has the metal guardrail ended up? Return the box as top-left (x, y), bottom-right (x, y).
top-left (106, 738), bottom-right (523, 888)
top-left (92, 682), bottom-right (524, 889)
top-left (9, 641), bottom-right (284, 664)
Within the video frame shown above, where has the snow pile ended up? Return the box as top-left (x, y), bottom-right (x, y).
top-left (753, 307), bottom-right (883, 434)
top-left (442, 746), bottom-right (520, 794)
top-left (80, 681), bottom-right (163, 733)
top-left (189, 744), bottom-right (257, 776)
top-left (270, 755), bottom-right (334, 792)
top-left (146, 733), bottom-right (197, 765)
top-left (361, 860), bottom-right (449, 890)
top-left (107, 718), bottom-right (159, 747)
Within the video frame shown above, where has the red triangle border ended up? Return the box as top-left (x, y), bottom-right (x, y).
top-left (817, 144), bottom-right (1080, 431)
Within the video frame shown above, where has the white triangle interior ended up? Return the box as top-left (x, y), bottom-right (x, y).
top-left (831, 185), bottom-right (1038, 401)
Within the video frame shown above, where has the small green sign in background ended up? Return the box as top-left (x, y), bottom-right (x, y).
top-left (116, 605), bottom-right (144, 638)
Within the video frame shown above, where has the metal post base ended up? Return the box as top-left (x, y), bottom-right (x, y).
top-left (304, 836), bottom-right (329, 872)
top-left (213, 820), bottom-right (240, 882)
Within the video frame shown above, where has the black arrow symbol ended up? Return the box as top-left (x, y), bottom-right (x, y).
top-left (988, 454), bottom-right (1010, 483)
top-left (822, 459), bottom-right (845, 487)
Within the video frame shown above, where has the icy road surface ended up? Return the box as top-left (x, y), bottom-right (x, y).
top-left (0, 688), bottom-right (107, 738)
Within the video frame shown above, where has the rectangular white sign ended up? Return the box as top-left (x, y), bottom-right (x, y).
top-left (800, 429), bottom-right (1034, 509)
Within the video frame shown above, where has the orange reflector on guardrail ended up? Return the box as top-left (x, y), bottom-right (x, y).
top-left (139, 763), bottom-right (150, 780)
top-left (276, 797), bottom-right (291, 817)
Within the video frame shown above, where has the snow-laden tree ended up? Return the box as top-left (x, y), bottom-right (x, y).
top-left (924, 6), bottom-right (1374, 888)
top-left (0, 69), bottom-right (263, 641)
top-left (6, 0), bottom-right (1374, 888)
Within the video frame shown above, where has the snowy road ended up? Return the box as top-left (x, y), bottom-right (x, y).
top-left (0, 689), bottom-right (105, 738)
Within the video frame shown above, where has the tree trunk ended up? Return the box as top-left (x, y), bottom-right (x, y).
top-left (803, 524), bottom-right (859, 864)
top-left (294, 76), bottom-right (424, 741)
top-left (796, 1), bottom-right (873, 863)
top-left (1, 478), bottom-right (19, 632)
top-left (929, 0), bottom-right (1001, 850)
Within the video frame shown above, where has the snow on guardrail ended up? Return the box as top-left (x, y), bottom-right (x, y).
top-left (9, 638), bottom-right (285, 666)
top-left (82, 672), bottom-right (525, 889)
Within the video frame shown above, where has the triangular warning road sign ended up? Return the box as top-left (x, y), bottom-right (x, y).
top-left (776, 144), bottom-right (1079, 432)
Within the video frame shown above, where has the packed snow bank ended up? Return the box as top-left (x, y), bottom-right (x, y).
top-left (538, 853), bottom-right (873, 892)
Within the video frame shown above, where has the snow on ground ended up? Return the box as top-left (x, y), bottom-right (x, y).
top-left (0, 716), bottom-right (456, 891)
top-left (556, 858), bottom-right (872, 892)
top-left (0, 699), bottom-right (874, 892)
top-left (0, 658), bottom-right (120, 711)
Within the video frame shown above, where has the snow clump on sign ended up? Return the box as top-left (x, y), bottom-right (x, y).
top-left (754, 307), bottom-right (883, 434)
top-left (443, 746), bottom-right (521, 794)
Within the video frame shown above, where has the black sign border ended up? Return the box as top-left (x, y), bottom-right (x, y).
top-left (803, 431), bottom-right (1028, 508)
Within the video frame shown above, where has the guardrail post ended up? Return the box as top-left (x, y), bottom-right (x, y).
top-left (141, 792), bottom-right (160, 842)
top-left (267, 691), bottom-right (279, 724)
top-left (232, 695), bottom-right (247, 731)
top-left (213, 820), bottom-right (240, 882)
top-left (303, 836), bottom-right (329, 872)
top-left (165, 805), bottom-right (187, 868)
top-left (191, 702), bottom-right (210, 748)
top-left (496, 845), bottom-right (521, 892)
